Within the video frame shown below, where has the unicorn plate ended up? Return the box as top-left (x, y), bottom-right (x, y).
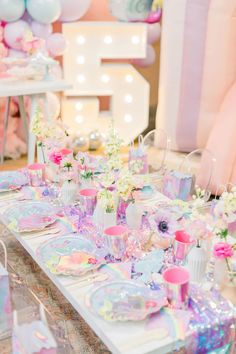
top-left (37, 235), bottom-right (106, 276)
top-left (3, 201), bottom-right (55, 232)
top-left (0, 171), bottom-right (28, 193)
top-left (87, 281), bottom-right (167, 322)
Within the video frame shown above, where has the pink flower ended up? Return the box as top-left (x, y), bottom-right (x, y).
top-left (49, 151), bottom-right (63, 165)
top-left (213, 242), bottom-right (234, 259)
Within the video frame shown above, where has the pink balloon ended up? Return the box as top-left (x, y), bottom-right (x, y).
top-left (59, 0), bottom-right (91, 22)
top-left (133, 45), bottom-right (156, 68)
top-left (4, 20), bottom-right (30, 50)
top-left (145, 9), bottom-right (162, 24)
top-left (147, 23), bottom-right (161, 45)
top-left (46, 33), bottom-right (67, 57)
top-left (31, 21), bottom-right (52, 39)
top-left (8, 48), bottom-right (27, 58)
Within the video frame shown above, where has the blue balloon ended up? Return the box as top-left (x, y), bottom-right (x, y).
top-left (0, 0), bottom-right (25, 22)
top-left (26, 0), bottom-right (61, 24)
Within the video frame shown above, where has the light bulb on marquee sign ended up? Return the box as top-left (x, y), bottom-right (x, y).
top-left (62, 22), bottom-right (150, 144)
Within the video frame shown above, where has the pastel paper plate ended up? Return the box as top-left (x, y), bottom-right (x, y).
top-left (3, 201), bottom-right (55, 232)
top-left (0, 171), bottom-right (28, 193)
top-left (87, 281), bottom-right (167, 322)
top-left (37, 235), bottom-right (106, 276)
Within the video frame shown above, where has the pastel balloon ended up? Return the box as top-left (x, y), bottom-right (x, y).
top-left (133, 44), bottom-right (156, 67)
top-left (26, 0), bottom-right (61, 24)
top-left (4, 20), bottom-right (30, 50)
top-left (46, 33), bottom-right (67, 57)
top-left (31, 21), bottom-right (52, 39)
top-left (109, 0), bottom-right (152, 22)
top-left (8, 49), bottom-right (27, 58)
top-left (0, 0), bottom-right (25, 22)
top-left (147, 22), bottom-right (161, 44)
top-left (59, 0), bottom-right (91, 22)
top-left (145, 9), bottom-right (162, 24)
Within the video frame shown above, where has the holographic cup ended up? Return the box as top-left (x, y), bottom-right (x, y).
top-left (174, 231), bottom-right (195, 264)
top-left (163, 267), bottom-right (190, 310)
top-left (79, 188), bottom-right (97, 216)
top-left (103, 225), bottom-right (128, 260)
top-left (28, 163), bottom-right (45, 187)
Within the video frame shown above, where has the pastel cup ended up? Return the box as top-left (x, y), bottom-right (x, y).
top-left (59, 148), bottom-right (73, 159)
top-left (174, 231), bottom-right (195, 263)
top-left (103, 225), bottom-right (128, 260)
top-left (28, 163), bottom-right (45, 187)
top-left (162, 267), bottom-right (190, 310)
top-left (79, 188), bottom-right (97, 216)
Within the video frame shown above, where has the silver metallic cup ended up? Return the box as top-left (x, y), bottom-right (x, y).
top-left (79, 188), bottom-right (97, 216)
top-left (162, 267), bottom-right (190, 310)
top-left (103, 225), bottom-right (128, 260)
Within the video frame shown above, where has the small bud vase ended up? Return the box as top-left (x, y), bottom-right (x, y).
top-left (61, 180), bottom-right (77, 205)
top-left (187, 245), bottom-right (208, 282)
top-left (103, 211), bottom-right (117, 229)
top-left (125, 201), bottom-right (142, 229)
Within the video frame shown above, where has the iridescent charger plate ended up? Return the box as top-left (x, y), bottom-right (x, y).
top-left (0, 171), bottom-right (28, 193)
top-left (37, 235), bottom-right (106, 276)
top-left (87, 281), bottom-right (167, 322)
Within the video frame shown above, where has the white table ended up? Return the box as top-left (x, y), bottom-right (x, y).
top-left (0, 80), bottom-right (72, 164)
top-left (0, 193), bottom-right (185, 354)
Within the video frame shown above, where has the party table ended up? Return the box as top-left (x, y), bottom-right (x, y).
top-left (0, 80), bottom-right (72, 165)
top-left (0, 185), bottom-right (235, 354)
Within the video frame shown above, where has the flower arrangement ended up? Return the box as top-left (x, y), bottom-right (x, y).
top-left (31, 107), bottom-right (69, 163)
top-left (20, 30), bottom-right (44, 56)
top-left (213, 187), bottom-right (236, 239)
top-left (148, 211), bottom-right (178, 239)
top-left (213, 242), bottom-right (236, 282)
top-left (97, 189), bottom-right (116, 213)
top-left (104, 126), bottom-right (123, 170)
top-left (116, 168), bottom-right (135, 202)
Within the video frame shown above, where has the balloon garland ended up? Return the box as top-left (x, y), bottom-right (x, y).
top-left (0, 0), bottom-right (162, 65)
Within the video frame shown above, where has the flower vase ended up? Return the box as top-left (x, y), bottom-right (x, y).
top-left (117, 199), bottom-right (129, 221)
top-left (125, 201), bottom-right (142, 229)
top-left (80, 179), bottom-right (94, 189)
top-left (187, 245), bottom-right (208, 282)
top-left (61, 180), bottom-right (77, 205)
top-left (213, 258), bottom-right (228, 287)
top-left (202, 238), bottom-right (212, 260)
top-left (37, 144), bottom-right (46, 164)
top-left (45, 162), bottom-right (60, 183)
top-left (93, 202), bottom-right (104, 226)
top-left (103, 211), bottom-right (117, 229)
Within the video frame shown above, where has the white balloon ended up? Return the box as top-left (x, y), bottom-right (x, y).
top-left (0, 0), bottom-right (25, 22)
top-left (26, 0), bottom-right (61, 24)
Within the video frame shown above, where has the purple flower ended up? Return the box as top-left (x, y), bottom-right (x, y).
top-left (149, 211), bottom-right (178, 238)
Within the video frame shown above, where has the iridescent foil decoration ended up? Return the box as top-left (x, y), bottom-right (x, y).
top-left (188, 285), bottom-right (235, 353)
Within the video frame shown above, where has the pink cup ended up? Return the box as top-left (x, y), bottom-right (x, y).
top-left (59, 148), bottom-right (73, 159)
top-left (104, 225), bottom-right (128, 260)
top-left (174, 231), bottom-right (195, 262)
top-left (79, 188), bottom-right (97, 216)
top-left (163, 267), bottom-right (190, 309)
top-left (28, 163), bottom-right (45, 187)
